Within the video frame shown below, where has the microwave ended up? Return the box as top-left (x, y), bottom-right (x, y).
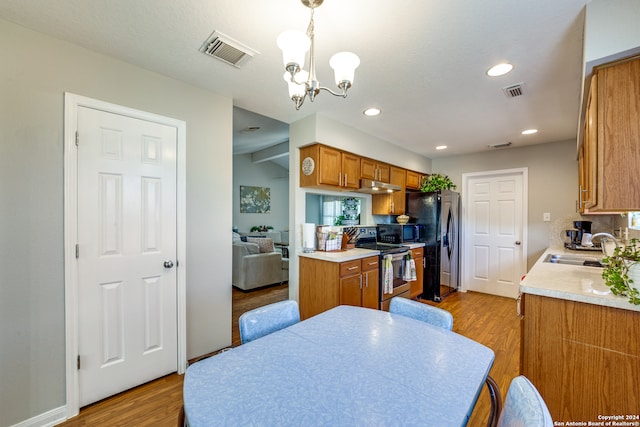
top-left (376, 223), bottom-right (419, 244)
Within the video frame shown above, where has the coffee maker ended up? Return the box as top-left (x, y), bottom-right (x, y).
top-left (564, 221), bottom-right (593, 249)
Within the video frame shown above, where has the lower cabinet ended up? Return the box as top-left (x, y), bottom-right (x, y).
top-left (341, 257), bottom-right (379, 309)
top-left (409, 247), bottom-right (424, 299)
top-left (520, 293), bottom-right (640, 422)
top-left (299, 256), bottom-right (379, 319)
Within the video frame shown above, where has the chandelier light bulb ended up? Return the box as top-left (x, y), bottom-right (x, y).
top-left (329, 51), bottom-right (360, 87)
top-left (277, 30), bottom-right (310, 72)
top-left (284, 70), bottom-right (309, 98)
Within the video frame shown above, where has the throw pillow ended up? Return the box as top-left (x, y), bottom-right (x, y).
top-left (246, 237), bottom-right (274, 253)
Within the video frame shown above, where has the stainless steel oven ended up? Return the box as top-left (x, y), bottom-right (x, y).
top-left (355, 235), bottom-right (410, 310)
top-left (378, 249), bottom-right (411, 310)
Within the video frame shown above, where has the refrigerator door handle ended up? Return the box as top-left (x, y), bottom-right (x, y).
top-left (446, 208), bottom-right (454, 259)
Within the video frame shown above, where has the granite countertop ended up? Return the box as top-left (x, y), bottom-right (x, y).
top-left (520, 246), bottom-right (640, 312)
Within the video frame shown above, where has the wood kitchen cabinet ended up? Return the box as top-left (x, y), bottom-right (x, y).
top-left (361, 158), bottom-right (390, 182)
top-left (299, 144), bottom-right (360, 190)
top-left (299, 256), bottom-right (379, 319)
top-left (409, 247), bottom-right (424, 299)
top-left (406, 170), bottom-right (424, 190)
top-left (372, 166), bottom-right (406, 215)
top-left (520, 293), bottom-right (640, 421)
top-left (579, 55), bottom-right (640, 212)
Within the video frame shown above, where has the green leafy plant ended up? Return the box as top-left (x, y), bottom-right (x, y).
top-left (420, 173), bottom-right (457, 192)
top-left (250, 225), bottom-right (273, 232)
top-left (601, 238), bottom-right (640, 305)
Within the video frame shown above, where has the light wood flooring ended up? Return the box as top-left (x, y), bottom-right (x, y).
top-left (58, 285), bottom-right (519, 427)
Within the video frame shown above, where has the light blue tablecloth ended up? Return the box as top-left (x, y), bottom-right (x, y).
top-left (183, 305), bottom-right (494, 426)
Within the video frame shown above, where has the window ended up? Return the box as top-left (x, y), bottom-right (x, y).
top-left (320, 196), bottom-right (360, 225)
top-left (629, 212), bottom-right (640, 230)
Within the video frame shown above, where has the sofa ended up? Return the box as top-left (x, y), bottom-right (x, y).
top-left (232, 233), bottom-right (288, 291)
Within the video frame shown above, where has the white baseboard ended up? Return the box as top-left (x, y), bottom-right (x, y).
top-left (9, 406), bottom-right (66, 427)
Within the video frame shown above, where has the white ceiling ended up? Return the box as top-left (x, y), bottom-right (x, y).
top-left (0, 0), bottom-right (588, 165)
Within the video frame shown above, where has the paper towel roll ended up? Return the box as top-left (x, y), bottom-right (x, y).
top-left (303, 223), bottom-right (316, 252)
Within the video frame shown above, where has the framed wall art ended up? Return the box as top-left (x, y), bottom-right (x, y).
top-left (240, 186), bottom-right (271, 213)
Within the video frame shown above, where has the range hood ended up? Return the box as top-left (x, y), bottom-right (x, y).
top-left (356, 179), bottom-right (402, 194)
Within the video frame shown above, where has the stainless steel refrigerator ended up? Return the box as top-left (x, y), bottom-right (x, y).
top-left (406, 190), bottom-right (460, 301)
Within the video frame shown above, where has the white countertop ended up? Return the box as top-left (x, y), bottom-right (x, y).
top-left (298, 242), bottom-right (425, 263)
top-left (520, 246), bottom-right (640, 312)
top-left (299, 248), bottom-right (380, 262)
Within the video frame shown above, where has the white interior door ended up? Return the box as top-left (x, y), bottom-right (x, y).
top-left (77, 106), bottom-right (178, 406)
top-left (462, 169), bottom-right (527, 299)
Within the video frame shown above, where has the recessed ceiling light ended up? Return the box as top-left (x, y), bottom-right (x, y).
top-left (487, 63), bottom-right (513, 77)
top-left (435, 145), bottom-right (447, 150)
top-left (522, 129), bottom-right (538, 135)
top-left (363, 108), bottom-right (381, 116)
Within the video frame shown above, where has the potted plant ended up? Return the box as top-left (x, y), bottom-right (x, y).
top-left (420, 173), bottom-right (457, 192)
top-left (601, 238), bottom-right (640, 305)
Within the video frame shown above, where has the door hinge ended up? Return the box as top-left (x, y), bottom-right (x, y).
top-left (75, 131), bottom-right (79, 147)
top-left (75, 244), bottom-right (79, 259)
top-left (77, 355), bottom-right (81, 370)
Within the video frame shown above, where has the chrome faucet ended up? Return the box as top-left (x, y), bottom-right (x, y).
top-left (591, 232), bottom-right (621, 247)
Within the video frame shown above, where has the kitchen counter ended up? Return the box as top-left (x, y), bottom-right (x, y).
top-left (402, 242), bottom-right (426, 249)
top-left (298, 242), bottom-right (425, 263)
top-left (299, 248), bottom-right (379, 262)
top-left (520, 246), bottom-right (640, 312)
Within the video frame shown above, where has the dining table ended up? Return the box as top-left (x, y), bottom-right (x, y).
top-left (183, 305), bottom-right (495, 426)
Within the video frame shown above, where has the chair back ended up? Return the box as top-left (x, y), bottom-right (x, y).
top-left (239, 300), bottom-right (300, 344)
top-left (389, 297), bottom-right (453, 331)
top-left (497, 376), bottom-right (553, 427)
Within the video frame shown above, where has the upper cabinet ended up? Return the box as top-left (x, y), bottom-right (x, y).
top-left (406, 170), bottom-right (424, 190)
top-left (361, 158), bottom-right (390, 183)
top-left (300, 144), bottom-right (361, 190)
top-left (299, 143), bottom-right (427, 198)
top-left (579, 56), bottom-right (640, 213)
top-left (372, 166), bottom-right (406, 215)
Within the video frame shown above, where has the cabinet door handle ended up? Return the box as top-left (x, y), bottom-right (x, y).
top-left (359, 274), bottom-right (363, 289)
top-left (365, 273), bottom-right (369, 288)
top-left (344, 174), bottom-right (348, 187)
top-left (339, 172), bottom-right (342, 186)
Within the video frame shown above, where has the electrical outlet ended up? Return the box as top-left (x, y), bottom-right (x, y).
top-left (543, 212), bottom-right (551, 222)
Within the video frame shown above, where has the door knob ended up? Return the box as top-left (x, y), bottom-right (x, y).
top-left (515, 241), bottom-right (521, 245)
top-left (164, 260), bottom-right (174, 269)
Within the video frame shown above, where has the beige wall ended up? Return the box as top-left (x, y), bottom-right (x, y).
top-left (0, 19), bottom-right (232, 426)
top-left (432, 140), bottom-right (578, 269)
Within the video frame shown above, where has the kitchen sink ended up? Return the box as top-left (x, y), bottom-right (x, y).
top-left (543, 254), bottom-right (604, 268)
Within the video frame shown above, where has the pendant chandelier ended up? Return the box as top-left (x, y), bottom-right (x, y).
top-left (277, 0), bottom-right (360, 110)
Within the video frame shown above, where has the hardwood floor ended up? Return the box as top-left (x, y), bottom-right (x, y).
top-left (59, 287), bottom-right (519, 426)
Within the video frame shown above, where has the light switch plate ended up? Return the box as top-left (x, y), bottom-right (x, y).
top-left (543, 212), bottom-right (551, 222)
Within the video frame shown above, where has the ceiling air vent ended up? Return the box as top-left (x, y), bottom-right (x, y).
top-left (502, 83), bottom-right (525, 98)
top-left (199, 31), bottom-right (259, 68)
top-left (488, 142), bottom-right (513, 149)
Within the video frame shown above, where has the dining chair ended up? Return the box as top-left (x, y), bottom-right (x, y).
top-left (239, 299), bottom-right (300, 344)
top-left (388, 296), bottom-right (454, 330)
top-left (496, 375), bottom-right (553, 427)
